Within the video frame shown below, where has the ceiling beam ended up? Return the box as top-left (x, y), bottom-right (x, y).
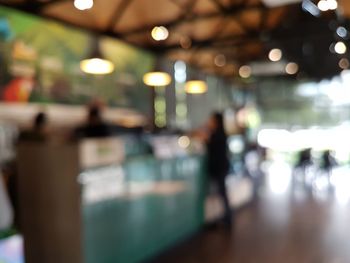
top-left (168, 0), bottom-right (187, 9)
top-left (208, 0), bottom-right (227, 12)
top-left (106, 0), bottom-right (134, 32)
top-left (149, 19), bottom-right (337, 53)
top-left (147, 32), bottom-right (259, 52)
top-left (107, 0), bottom-right (198, 37)
top-left (0, 0), bottom-right (69, 12)
top-left (119, 3), bottom-right (265, 37)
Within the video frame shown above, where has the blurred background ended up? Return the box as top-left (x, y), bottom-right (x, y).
top-left (1, 0), bottom-right (350, 262)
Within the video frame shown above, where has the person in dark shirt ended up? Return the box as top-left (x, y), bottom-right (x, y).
top-left (18, 112), bottom-right (48, 142)
top-left (206, 112), bottom-right (232, 226)
top-left (320, 150), bottom-right (337, 181)
top-left (74, 106), bottom-right (113, 139)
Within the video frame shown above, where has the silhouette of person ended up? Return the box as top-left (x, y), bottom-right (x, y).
top-left (74, 105), bottom-right (113, 138)
top-left (206, 112), bottom-right (232, 225)
top-left (320, 150), bottom-right (337, 180)
top-left (18, 112), bottom-right (48, 142)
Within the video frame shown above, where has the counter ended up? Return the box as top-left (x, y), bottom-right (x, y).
top-left (16, 135), bottom-right (253, 263)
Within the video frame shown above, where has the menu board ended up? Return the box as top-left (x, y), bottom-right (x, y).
top-left (79, 137), bottom-right (125, 169)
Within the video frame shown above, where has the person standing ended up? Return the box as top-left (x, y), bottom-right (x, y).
top-left (18, 112), bottom-right (49, 142)
top-left (74, 105), bottom-right (113, 139)
top-left (206, 112), bottom-right (232, 226)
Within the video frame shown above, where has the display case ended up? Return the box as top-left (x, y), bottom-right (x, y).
top-left (17, 135), bottom-right (206, 263)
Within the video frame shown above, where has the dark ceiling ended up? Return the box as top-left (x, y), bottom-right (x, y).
top-left (1, 0), bottom-right (349, 80)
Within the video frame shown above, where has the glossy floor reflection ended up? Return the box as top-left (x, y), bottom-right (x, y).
top-left (154, 163), bottom-right (350, 263)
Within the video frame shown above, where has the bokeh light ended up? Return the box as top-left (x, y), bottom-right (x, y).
top-left (239, 65), bottom-right (252, 78)
top-left (334, 41), bottom-right (347, 54)
top-left (80, 58), bottom-right (114, 74)
top-left (143, 72), bottom-right (171, 86)
top-left (268, 48), bottom-right (282, 62)
top-left (74, 0), bottom-right (93, 10)
top-left (285, 62), bottom-right (299, 75)
top-left (151, 26), bottom-right (169, 41)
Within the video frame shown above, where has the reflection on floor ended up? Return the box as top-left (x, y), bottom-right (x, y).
top-left (0, 235), bottom-right (23, 263)
top-left (154, 162), bottom-right (350, 263)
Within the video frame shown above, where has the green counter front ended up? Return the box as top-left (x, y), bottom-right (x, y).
top-left (82, 155), bottom-right (206, 263)
top-left (17, 136), bottom-right (253, 263)
top-left (17, 136), bottom-right (206, 263)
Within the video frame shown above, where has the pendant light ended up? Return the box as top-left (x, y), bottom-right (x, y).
top-left (143, 71), bottom-right (171, 86)
top-left (80, 38), bottom-right (114, 75)
top-left (185, 80), bottom-right (208, 94)
top-left (143, 58), bottom-right (172, 87)
top-left (143, 61), bottom-right (172, 129)
top-left (185, 69), bottom-right (207, 94)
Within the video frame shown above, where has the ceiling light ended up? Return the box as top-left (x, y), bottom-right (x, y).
top-left (74, 0), bottom-right (93, 10)
top-left (239, 65), bottom-right (252, 78)
top-left (318, 0), bottom-right (338, 11)
top-left (336, 27), bottom-right (347, 38)
top-left (151, 26), bottom-right (169, 41)
top-left (339, 58), bottom-right (349, 69)
top-left (185, 80), bottom-right (207, 94)
top-left (143, 72), bottom-right (171, 86)
top-left (80, 40), bottom-right (114, 74)
top-left (334, 41), bottom-right (347, 54)
top-left (214, 54), bottom-right (226, 67)
top-left (328, 0), bottom-right (338, 10)
top-left (268, 48), bottom-right (282, 62)
top-left (80, 58), bottom-right (114, 74)
top-left (317, 0), bottom-right (329, 11)
top-left (285, 62), bottom-right (299, 75)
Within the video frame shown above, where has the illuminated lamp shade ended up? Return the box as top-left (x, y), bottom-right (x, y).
top-left (151, 26), bottom-right (169, 41)
top-left (74, 0), bottom-right (93, 10)
top-left (143, 72), bottom-right (172, 86)
top-left (80, 58), bottom-right (114, 74)
top-left (80, 40), bottom-right (114, 75)
top-left (185, 80), bottom-right (208, 94)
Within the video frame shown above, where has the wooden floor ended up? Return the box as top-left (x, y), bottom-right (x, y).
top-left (154, 167), bottom-right (350, 263)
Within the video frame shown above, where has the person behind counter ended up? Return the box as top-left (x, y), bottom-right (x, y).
top-left (74, 105), bottom-right (113, 138)
top-left (18, 112), bottom-right (49, 142)
top-left (204, 112), bottom-right (232, 226)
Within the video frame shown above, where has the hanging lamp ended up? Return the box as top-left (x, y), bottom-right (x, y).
top-left (143, 71), bottom-right (171, 86)
top-left (185, 80), bottom-right (208, 94)
top-left (80, 38), bottom-right (114, 75)
top-left (184, 69), bottom-right (207, 94)
top-left (142, 61), bottom-right (172, 129)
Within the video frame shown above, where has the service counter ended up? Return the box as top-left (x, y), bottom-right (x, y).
top-left (16, 135), bottom-right (253, 263)
top-left (80, 137), bottom-right (206, 263)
